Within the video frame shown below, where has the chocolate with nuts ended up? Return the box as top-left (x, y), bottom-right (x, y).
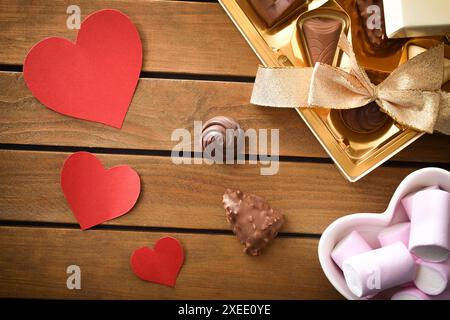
top-left (223, 189), bottom-right (285, 256)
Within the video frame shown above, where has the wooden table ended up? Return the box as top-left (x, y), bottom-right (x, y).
top-left (0, 0), bottom-right (449, 300)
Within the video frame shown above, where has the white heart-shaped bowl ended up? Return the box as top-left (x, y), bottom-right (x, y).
top-left (318, 167), bottom-right (450, 300)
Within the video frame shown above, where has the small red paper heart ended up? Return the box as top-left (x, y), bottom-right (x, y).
top-left (61, 152), bottom-right (140, 230)
top-left (23, 9), bottom-right (142, 128)
top-left (131, 237), bottom-right (184, 287)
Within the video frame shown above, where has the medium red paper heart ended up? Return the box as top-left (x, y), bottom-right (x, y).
top-left (131, 237), bottom-right (184, 287)
top-left (61, 152), bottom-right (140, 230)
top-left (23, 9), bottom-right (142, 128)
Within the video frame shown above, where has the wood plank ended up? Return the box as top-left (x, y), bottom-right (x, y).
top-left (0, 0), bottom-right (258, 77)
top-left (0, 149), bottom-right (432, 234)
top-left (0, 226), bottom-right (341, 299)
top-left (1, 71), bottom-right (449, 163)
top-left (0, 71), bottom-right (325, 159)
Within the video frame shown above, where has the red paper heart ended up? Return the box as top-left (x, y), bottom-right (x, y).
top-left (131, 237), bottom-right (184, 287)
top-left (23, 9), bottom-right (142, 128)
top-left (61, 152), bottom-right (140, 230)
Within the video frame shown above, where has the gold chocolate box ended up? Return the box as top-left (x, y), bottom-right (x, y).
top-left (219, 0), bottom-right (448, 182)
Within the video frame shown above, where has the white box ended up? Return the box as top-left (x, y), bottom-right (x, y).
top-left (383, 0), bottom-right (450, 38)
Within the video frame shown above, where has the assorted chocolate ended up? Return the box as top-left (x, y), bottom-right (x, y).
top-left (250, 0), bottom-right (307, 27)
top-left (338, 0), bottom-right (409, 65)
top-left (295, 2), bottom-right (350, 67)
top-left (223, 189), bottom-right (284, 256)
top-left (302, 17), bottom-right (343, 65)
top-left (201, 116), bottom-right (242, 160)
top-left (355, 0), bottom-right (389, 49)
top-left (339, 68), bottom-right (390, 134)
top-left (340, 102), bottom-right (388, 134)
top-left (353, 0), bottom-right (407, 57)
top-left (223, 0), bottom-right (450, 181)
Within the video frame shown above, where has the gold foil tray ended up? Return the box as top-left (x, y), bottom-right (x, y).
top-left (219, 0), bottom-right (426, 182)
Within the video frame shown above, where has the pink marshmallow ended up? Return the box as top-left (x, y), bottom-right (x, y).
top-left (401, 186), bottom-right (440, 219)
top-left (343, 242), bottom-right (417, 298)
top-left (331, 230), bottom-right (372, 269)
top-left (434, 289), bottom-right (450, 300)
top-left (391, 287), bottom-right (431, 300)
top-left (407, 189), bottom-right (450, 262)
top-left (391, 287), bottom-right (450, 300)
top-left (377, 222), bottom-right (410, 248)
top-left (414, 259), bottom-right (450, 296)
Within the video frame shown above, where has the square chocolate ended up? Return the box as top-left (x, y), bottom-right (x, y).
top-left (250, 0), bottom-right (307, 27)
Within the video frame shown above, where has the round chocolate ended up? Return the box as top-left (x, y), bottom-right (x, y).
top-left (201, 116), bottom-right (242, 159)
top-left (340, 102), bottom-right (388, 134)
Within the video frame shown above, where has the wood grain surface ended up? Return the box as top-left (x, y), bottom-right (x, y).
top-left (0, 226), bottom-right (341, 299)
top-left (0, 149), bottom-right (424, 234)
top-left (0, 0), bottom-right (258, 77)
top-left (0, 0), bottom-right (449, 300)
top-left (1, 71), bottom-right (449, 163)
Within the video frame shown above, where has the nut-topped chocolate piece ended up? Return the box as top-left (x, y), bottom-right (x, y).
top-left (223, 189), bottom-right (285, 256)
top-left (250, 0), bottom-right (307, 27)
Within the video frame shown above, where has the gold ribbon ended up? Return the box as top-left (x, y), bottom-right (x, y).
top-left (251, 34), bottom-right (450, 135)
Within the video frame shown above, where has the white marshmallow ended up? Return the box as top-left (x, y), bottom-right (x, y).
top-left (343, 242), bottom-right (417, 298)
top-left (414, 259), bottom-right (450, 296)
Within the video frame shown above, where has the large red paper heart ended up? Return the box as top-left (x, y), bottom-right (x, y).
top-left (61, 152), bottom-right (140, 230)
top-left (131, 237), bottom-right (184, 287)
top-left (24, 9), bottom-right (142, 128)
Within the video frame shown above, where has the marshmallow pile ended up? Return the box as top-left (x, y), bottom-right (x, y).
top-left (331, 186), bottom-right (450, 300)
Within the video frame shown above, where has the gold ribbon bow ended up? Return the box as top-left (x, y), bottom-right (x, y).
top-left (251, 34), bottom-right (450, 135)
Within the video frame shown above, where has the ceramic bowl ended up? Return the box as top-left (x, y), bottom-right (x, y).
top-left (318, 167), bottom-right (450, 300)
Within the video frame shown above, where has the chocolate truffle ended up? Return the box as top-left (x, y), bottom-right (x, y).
top-left (355, 0), bottom-right (390, 49)
top-left (223, 189), bottom-right (285, 256)
top-left (250, 0), bottom-right (307, 27)
top-left (201, 116), bottom-right (242, 160)
top-left (341, 102), bottom-right (388, 133)
top-left (302, 17), bottom-right (343, 65)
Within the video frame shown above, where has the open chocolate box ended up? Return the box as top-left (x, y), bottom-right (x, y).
top-left (219, 0), bottom-right (449, 181)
